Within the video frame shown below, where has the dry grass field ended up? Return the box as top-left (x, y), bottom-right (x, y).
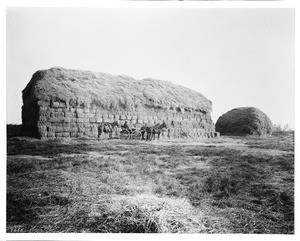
top-left (6, 132), bottom-right (294, 233)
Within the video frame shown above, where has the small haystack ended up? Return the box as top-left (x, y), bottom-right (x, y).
top-left (215, 107), bottom-right (273, 136)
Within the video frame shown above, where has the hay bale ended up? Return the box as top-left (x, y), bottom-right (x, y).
top-left (77, 118), bottom-right (84, 123)
top-left (215, 107), bottom-right (273, 136)
top-left (47, 132), bottom-right (55, 137)
top-left (62, 132), bottom-right (70, 137)
top-left (52, 102), bottom-right (60, 108)
top-left (22, 67), bottom-right (212, 113)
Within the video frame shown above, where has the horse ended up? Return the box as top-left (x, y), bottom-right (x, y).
top-left (151, 122), bottom-right (168, 140)
top-left (141, 122), bottom-right (168, 141)
top-left (141, 125), bottom-right (154, 141)
top-left (98, 121), bottom-right (120, 140)
top-left (111, 121), bottom-right (122, 138)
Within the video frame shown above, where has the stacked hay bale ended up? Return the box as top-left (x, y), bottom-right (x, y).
top-left (215, 107), bottom-right (273, 136)
top-left (22, 67), bottom-right (216, 139)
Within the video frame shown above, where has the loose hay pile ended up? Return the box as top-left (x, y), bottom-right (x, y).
top-left (23, 67), bottom-right (212, 112)
top-left (91, 194), bottom-right (207, 233)
top-left (215, 107), bottom-right (273, 136)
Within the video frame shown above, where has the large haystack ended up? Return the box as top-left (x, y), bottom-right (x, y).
top-left (22, 67), bottom-right (216, 139)
top-left (215, 107), bottom-right (273, 136)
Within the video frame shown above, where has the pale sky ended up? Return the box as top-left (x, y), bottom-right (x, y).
top-left (6, 8), bottom-right (295, 128)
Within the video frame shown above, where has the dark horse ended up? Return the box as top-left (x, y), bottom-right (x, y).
top-left (141, 122), bottom-right (167, 141)
top-left (98, 121), bottom-right (120, 140)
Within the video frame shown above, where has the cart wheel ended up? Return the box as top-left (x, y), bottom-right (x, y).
top-left (120, 129), bottom-right (130, 140)
top-left (131, 130), bottom-right (142, 140)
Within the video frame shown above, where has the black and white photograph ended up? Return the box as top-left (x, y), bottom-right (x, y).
top-left (126, 0), bottom-right (282, 1)
top-left (2, 0), bottom-right (297, 239)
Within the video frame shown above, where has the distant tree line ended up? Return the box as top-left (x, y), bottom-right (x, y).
top-left (273, 124), bottom-right (293, 132)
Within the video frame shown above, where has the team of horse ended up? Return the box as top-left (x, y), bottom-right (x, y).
top-left (140, 122), bottom-right (167, 141)
top-left (98, 121), bottom-right (168, 141)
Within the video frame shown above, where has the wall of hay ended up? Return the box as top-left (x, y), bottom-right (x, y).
top-left (22, 99), bottom-right (215, 139)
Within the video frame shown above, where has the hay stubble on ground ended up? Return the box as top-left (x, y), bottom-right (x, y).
top-left (7, 133), bottom-right (294, 233)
